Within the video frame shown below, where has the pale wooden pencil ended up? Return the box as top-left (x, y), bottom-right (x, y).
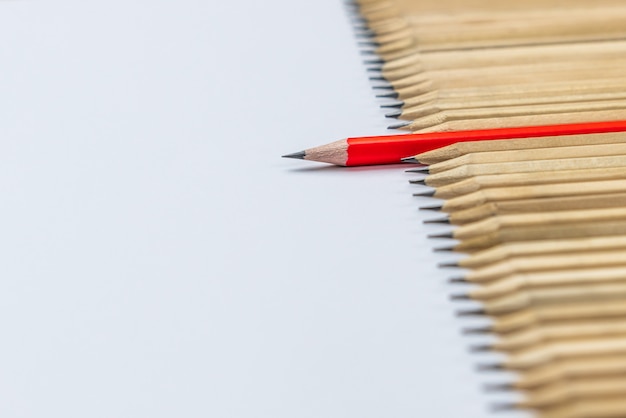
top-left (420, 166), bottom-right (626, 199)
top-left (415, 131), bottom-right (626, 165)
top-left (428, 142), bottom-right (626, 174)
top-left (458, 249), bottom-right (626, 284)
top-left (460, 266), bottom-right (626, 301)
top-left (451, 220), bottom-right (626, 253)
top-left (449, 236), bottom-right (626, 270)
top-left (477, 299), bottom-right (626, 335)
top-left (431, 179), bottom-right (626, 213)
top-left (425, 154), bottom-right (626, 188)
top-left (483, 317), bottom-right (626, 352)
top-left (503, 355), bottom-right (626, 392)
top-left (446, 193), bottom-right (626, 225)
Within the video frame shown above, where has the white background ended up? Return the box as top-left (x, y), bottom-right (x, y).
top-left (0, 1), bottom-right (529, 417)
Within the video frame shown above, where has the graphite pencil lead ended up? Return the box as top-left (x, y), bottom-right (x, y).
top-left (462, 326), bottom-right (493, 334)
top-left (380, 100), bottom-right (404, 108)
top-left (434, 246), bottom-right (455, 252)
top-left (282, 151), bottom-right (306, 160)
top-left (408, 178), bottom-right (427, 185)
top-left (372, 85), bottom-right (394, 90)
top-left (450, 293), bottom-right (471, 301)
top-left (388, 120), bottom-right (411, 129)
top-left (376, 92), bottom-right (399, 99)
top-left (448, 277), bottom-right (468, 283)
top-left (358, 41), bottom-right (380, 47)
top-left (484, 383), bottom-right (515, 392)
top-left (429, 231), bottom-right (454, 239)
top-left (419, 205), bottom-right (443, 211)
top-left (366, 66), bottom-right (383, 72)
top-left (469, 344), bottom-right (493, 353)
top-left (457, 308), bottom-right (487, 316)
top-left (369, 76), bottom-right (386, 81)
top-left (385, 110), bottom-right (402, 118)
top-left (423, 218), bottom-right (449, 224)
top-left (476, 363), bottom-right (505, 371)
top-left (363, 58), bottom-right (384, 65)
top-left (439, 261), bottom-right (460, 268)
top-left (360, 49), bottom-right (377, 56)
top-left (401, 156), bottom-right (421, 164)
top-left (412, 189), bottom-right (435, 197)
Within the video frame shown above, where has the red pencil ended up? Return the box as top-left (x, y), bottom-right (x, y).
top-left (282, 120), bottom-right (626, 166)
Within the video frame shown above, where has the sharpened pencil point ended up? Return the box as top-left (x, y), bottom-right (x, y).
top-left (380, 100), bottom-right (404, 108)
top-left (428, 231), bottom-right (453, 239)
top-left (401, 156), bottom-right (422, 164)
top-left (376, 92), bottom-right (399, 99)
top-left (448, 277), bottom-right (467, 283)
top-left (469, 344), bottom-right (493, 353)
top-left (412, 189), bottom-right (435, 197)
top-left (450, 293), bottom-right (471, 301)
top-left (434, 246), bottom-right (455, 252)
top-left (462, 326), bottom-right (493, 335)
top-left (282, 151), bottom-right (306, 160)
top-left (420, 205), bottom-right (443, 211)
top-left (439, 261), bottom-right (460, 268)
top-left (385, 110), bottom-right (402, 118)
top-left (369, 76), bottom-right (387, 81)
top-left (484, 383), bottom-right (515, 392)
top-left (457, 308), bottom-right (486, 317)
top-left (477, 363), bottom-right (504, 371)
top-left (358, 41), bottom-right (380, 47)
top-left (388, 120), bottom-right (412, 129)
top-left (363, 58), bottom-right (384, 65)
top-left (372, 85), bottom-right (394, 91)
top-left (408, 178), bottom-right (427, 185)
top-left (423, 217), bottom-right (449, 225)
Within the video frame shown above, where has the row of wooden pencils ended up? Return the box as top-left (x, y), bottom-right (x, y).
top-left (409, 131), bottom-right (626, 418)
top-left (350, 0), bottom-right (626, 133)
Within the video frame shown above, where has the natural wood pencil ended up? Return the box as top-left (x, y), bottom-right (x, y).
top-left (480, 334), bottom-right (626, 371)
top-left (458, 249), bottom-right (626, 284)
top-left (405, 108), bottom-right (626, 133)
top-left (459, 266), bottom-right (626, 301)
top-left (427, 142), bottom-right (626, 174)
top-left (379, 40), bottom-right (626, 81)
top-left (449, 220), bottom-right (626, 253)
top-left (419, 166), bottom-right (626, 200)
top-left (414, 131), bottom-right (626, 165)
top-left (496, 354), bottom-right (626, 390)
top-left (444, 193), bottom-right (626, 225)
top-left (482, 317), bottom-right (626, 352)
top-left (424, 154), bottom-right (626, 188)
top-left (507, 376), bottom-right (626, 411)
top-left (446, 236), bottom-right (626, 270)
top-left (473, 299), bottom-right (626, 335)
top-left (435, 207), bottom-right (626, 241)
top-left (429, 179), bottom-right (626, 213)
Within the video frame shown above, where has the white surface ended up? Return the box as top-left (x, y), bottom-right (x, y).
top-left (0, 1), bottom-right (529, 417)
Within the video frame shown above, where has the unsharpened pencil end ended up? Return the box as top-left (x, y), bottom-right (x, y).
top-left (282, 151), bottom-right (306, 160)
